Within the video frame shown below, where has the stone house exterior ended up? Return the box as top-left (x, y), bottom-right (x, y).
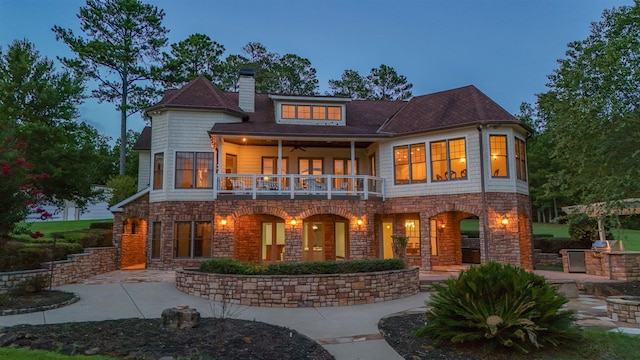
top-left (110, 70), bottom-right (533, 271)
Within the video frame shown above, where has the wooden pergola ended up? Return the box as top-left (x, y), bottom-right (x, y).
top-left (562, 198), bottom-right (640, 241)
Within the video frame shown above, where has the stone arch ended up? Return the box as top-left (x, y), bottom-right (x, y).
top-left (299, 205), bottom-right (355, 220)
top-left (231, 205), bottom-right (289, 221)
top-left (121, 217), bottom-right (147, 269)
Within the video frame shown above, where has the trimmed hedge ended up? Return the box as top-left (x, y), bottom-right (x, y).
top-left (199, 258), bottom-right (406, 275)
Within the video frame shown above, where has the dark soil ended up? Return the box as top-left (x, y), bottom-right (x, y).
top-left (1, 318), bottom-right (333, 360)
top-left (0, 290), bottom-right (76, 314)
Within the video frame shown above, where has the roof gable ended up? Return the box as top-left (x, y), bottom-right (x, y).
top-left (147, 76), bottom-right (246, 115)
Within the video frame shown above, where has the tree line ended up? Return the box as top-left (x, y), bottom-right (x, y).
top-left (2, 0), bottom-right (639, 237)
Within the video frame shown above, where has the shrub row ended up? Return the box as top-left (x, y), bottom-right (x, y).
top-left (199, 258), bottom-right (406, 275)
top-left (0, 242), bottom-right (84, 272)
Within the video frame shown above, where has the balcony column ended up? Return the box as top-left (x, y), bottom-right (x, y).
top-left (216, 136), bottom-right (223, 199)
top-left (350, 141), bottom-right (356, 192)
top-left (277, 140), bottom-right (282, 176)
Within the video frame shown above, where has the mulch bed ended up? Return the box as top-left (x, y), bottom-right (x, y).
top-left (0, 318), bottom-right (334, 359)
top-left (0, 290), bottom-right (78, 316)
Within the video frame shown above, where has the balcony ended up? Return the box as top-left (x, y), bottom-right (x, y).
top-left (215, 174), bottom-right (384, 200)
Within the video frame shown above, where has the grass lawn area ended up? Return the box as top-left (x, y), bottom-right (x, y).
top-left (12, 219), bottom-right (113, 241)
top-left (0, 348), bottom-right (114, 360)
top-left (461, 219), bottom-right (640, 251)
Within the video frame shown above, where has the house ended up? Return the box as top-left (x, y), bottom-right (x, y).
top-left (110, 69), bottom-right (533, 271)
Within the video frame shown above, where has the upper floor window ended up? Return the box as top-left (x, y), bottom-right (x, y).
top-left (430, 138), bottom-right (467, 181)
top-left (153, 153), bottom-right (163, 190)
top-left (490, 135), bottom-right (508, 178)
top-left (394, 143), bottom-right (426, 184)
top-left (175, 152), bottom-right (213, 189)
top-left (280, 104), bottom-right (342, 121)
top-left (515, 137), bottom-right (527, 181)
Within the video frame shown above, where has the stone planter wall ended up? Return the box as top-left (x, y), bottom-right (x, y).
top-left (607, 296), bottom-right (640, 324)
top-left (176, 267), bottom-right (420, 307)
top-left (0, 247), bottom-right (117, 291)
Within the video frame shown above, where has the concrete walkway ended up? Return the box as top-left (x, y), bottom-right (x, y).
top-left (1, 269), bottom-right (639, 360)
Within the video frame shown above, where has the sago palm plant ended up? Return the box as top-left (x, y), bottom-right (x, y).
top-left (416, 262), bottom-right (581, 353)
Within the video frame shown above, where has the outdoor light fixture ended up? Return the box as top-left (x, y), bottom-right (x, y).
top-left (501, 216), bottom-right (509, 228)
top-left (356, 218), bottom-right (363, 226)
top-left (439, 222), bottom-right (446, 231)
top-left (290, 219), bottom-right (298, 226)
top-left (220, 218), bottom-right (227, 227)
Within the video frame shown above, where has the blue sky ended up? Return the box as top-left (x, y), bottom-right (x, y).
top-left (0, 0), bottom-right (633, 143)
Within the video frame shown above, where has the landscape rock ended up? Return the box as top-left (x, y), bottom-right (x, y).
top-left (161, 305), bottom-right (200, 330)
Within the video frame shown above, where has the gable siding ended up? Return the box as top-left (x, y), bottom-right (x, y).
top-left (137, 151), bottom-right (150, 191)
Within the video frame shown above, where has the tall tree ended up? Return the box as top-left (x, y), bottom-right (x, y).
top-left (367, 64), bottom-right (413, 100)
top-left (53, 0), bottom-right (168, 175)
top-left (328, 65), bottom-right (412, 100)
top-left (0, 39), bottom-right (108, 210)
top-left (216, 42), bottom-right (318, 95)
top-left (276, 54), bottom-right (318, 95)
top-left (328, 69), bottom-right (372, 99)
top-left (537, 1), bottom-right (640, 205)
top-left (158, 33), bottom-right (225, 89)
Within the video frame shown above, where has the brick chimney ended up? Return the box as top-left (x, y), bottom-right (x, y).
top-left (238, 68), bottom-right (255, 112)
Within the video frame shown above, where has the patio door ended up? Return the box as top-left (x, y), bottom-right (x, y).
top-left (262, 222), bottom-right (285, 262)
top-left (333, 159), bottom-right (357, 190)
top-left (299, 158), bottom-right (323, 189)
top-left (303, 222), bottom-right (324, 261)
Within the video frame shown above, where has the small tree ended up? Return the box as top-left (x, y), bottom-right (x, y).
top-left (390, 235), bottom-right (408, 262)
top-left (0, 136), bottom-right (49, 239)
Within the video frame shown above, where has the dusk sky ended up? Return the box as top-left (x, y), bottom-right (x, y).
top-left (0, 0), bottom-right (633, 143)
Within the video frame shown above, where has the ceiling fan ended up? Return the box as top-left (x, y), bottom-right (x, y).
top-left (291, 144), bottom-right (306, 152)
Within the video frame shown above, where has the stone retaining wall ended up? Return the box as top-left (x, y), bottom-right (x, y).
top-left (534, 250), bottom-right (562, 268)
top-left (0, 247), bottom-right (117, 290)
top-left (176, 267), bottom-right (420, 307)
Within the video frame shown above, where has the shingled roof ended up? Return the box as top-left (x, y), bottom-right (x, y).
top-left (143, 78), bottom-right (526, 142)
top-left (379, 85), bottom-right (519, 135)
top-left (146, 76), bottom-right (247, 118)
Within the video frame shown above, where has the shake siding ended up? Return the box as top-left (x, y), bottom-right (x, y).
top-left (137, 151), bottom-right (150, 191)
top-left (150, 113), bottom-right (168, 203)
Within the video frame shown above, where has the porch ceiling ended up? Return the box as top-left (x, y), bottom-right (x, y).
top-left (222, 137), bottom-right (372, 148)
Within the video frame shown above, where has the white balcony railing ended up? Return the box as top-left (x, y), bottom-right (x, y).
top-left (215, 174), bottom-right (384, 200)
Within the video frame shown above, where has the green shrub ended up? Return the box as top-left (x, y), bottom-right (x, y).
top-left (89, 221), bottom-right (113, 229)
top-left (0, 292), bottom-right (10, 306)
top-left (416, 262), bottom-right (581, 354)
top-left (461, 230), bottom-right (480, 238)
top-left (533, 236), bottom-right (585, 253)
top-left (11, 274), bottom-right (50, 295)
top-left (199, 258), bottom-right (405, 275)
top-left (568, 214), bottom-right (613, 247)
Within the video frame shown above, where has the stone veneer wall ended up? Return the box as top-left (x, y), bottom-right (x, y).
top-left (0, 247), bottom-right (117, 290)
top-left (534, 250), bottom-right (563, 268)
top-left (560, 250), bottom-right (640, 281)
top-left (175, 267), bottom-right (419, 307)
top-left (607, 296), bottom-right (640, 324)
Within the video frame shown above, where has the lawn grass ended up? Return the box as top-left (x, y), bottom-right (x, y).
top-left (0, 348), bottom-right (114, 360)
top-left (12, 219), bottom-right (113, 241)
top-left (461, 219), bottom-right (640, 251)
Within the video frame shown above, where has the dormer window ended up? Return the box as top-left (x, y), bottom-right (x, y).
top-left (281, 104), bottom-right (342, 121)
top-left (270, 94), bottom-right (350, 126)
